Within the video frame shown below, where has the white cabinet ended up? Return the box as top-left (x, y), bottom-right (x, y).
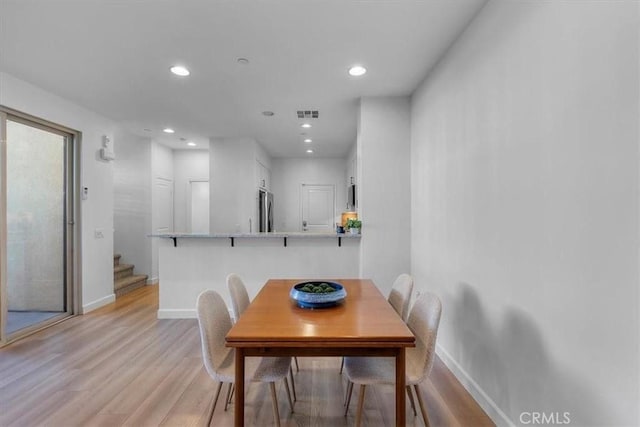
top-left (256, 160), bottom-right (271, 190)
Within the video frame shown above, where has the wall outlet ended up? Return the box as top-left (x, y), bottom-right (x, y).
top-left (94, 228), bottom-right (104, 239)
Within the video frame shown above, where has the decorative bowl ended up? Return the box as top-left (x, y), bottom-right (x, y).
top-left (290, 281), bottom-right (346, 309)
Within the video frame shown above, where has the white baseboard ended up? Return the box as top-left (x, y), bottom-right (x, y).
top-left (157, 309), bottom-right (196, 319)
top-left (436, 344), bottom-right (515, 427)
top-left (82, 293), bottom-right (116, 314)
top-left (147, 276), bottom-right (159, 285)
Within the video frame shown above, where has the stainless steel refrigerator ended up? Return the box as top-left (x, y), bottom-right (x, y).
top-left (258, 189), bottom-right (273, 232)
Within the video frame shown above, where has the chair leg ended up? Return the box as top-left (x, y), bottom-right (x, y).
top-left (406, 385), bottom-right (417, 416)
top-left (283, 377), bottom-right (294, 413)
top-left (289, 365), bottom-right (297, 401)
top-left (355, 385), bottom-right (366, 427)
top-left (339, 357), bottom-right (344, 374)
top-left (208, 382), bottom-right (223, 426)
top-left (414, 384), bottom-right (431, 427)
top-left (344, 381), bottom-right (354, 414)
top-left (294, 356), bottom-right (300, 372)
top-left (223, 382), bottom-right (233, 411)
top-left (269, 382), bottom-right (281, 427)
top-left (344, 380), bottom-right (351, 405)
top-left (228, 384), bottom-right (235, 405)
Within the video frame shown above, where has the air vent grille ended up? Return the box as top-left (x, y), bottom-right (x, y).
top-left (297, 110), bottom-right (319, 119)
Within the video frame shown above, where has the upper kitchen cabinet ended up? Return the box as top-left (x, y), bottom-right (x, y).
top-left (256, 159), bottom-right (271, 190)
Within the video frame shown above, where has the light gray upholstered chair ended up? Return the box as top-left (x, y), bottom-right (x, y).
top-left (226, 273), bottom-right (298, 400)
top-left (196, 290), bottom-right (294, 427)
top-left (387, 273), bottom-right (414, 322)
top-left (227, 273), bottom-right (251, 323)
top-left (343, 292), bottom-right (442, 427)
top-left (340, 273), bottom-right (414, 374)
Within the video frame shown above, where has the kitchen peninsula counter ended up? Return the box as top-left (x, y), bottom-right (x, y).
top-left (152, 231), bottom-right (361, 247)
top-left (153, 231), bottom-right (361, 319)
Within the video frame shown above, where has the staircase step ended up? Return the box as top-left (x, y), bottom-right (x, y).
top-left (115, 274), bottom-right (148, 297)
top-left (114, 254), bottom-right (122, 267)
top-left (114, 264), bottom-right (134, 280)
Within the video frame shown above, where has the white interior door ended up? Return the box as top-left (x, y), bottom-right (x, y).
top-left (189, 180), bottom-right (209, 234)
top-left (154, 177), bottom-right (174, 234)
top-left (301, 184), bottom-right (335, 232)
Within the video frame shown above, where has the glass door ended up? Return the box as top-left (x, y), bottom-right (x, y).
top-left (0, 109), bottom-right (76, 344)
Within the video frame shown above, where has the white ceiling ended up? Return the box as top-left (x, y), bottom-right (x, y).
top-left (0, 0), bottom-right (486, 157)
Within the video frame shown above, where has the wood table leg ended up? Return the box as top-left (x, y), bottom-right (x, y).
top-left (396, 347), bottom-right (406, 427)
top-left (234, 348), bottom-right (245, 427)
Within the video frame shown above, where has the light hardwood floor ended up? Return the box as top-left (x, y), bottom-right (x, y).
top-left (0, 285), bottom-right (494, 427)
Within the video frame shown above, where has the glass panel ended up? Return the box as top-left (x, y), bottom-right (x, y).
top-left (6, 119), bottom-right (67, 335)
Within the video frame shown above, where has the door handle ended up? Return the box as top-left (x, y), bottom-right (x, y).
top-left (302, 220), bottom-right (307, 231)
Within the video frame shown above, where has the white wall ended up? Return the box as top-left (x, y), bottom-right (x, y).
top-left (1, 72), bottom-right (116, 312)
top-left (271, 157), bottom-right (347, 232)
top-left (410, 1), bottom-right (639, 425)
top-left (150, 142), bottom-right (174, 282)
top-left (173, 149), bottom-right (209, 232)
top-left (357, 96), bottom-right (412, 297)
top-left (113, 131), bottom-right (152, 280)
top-left (209, 137), bottom-right (257, 233)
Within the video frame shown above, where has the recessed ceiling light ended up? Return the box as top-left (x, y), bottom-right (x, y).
top-left (306, 149), bottom-right (313, 154)
top-left (262, 111), bottom-right (274, 116)
top-left (163, 128), bottom-right (175, 134)
top-left (348, 65), bottom-right (367, 77)
top-left (301, 123), bottom-right (312, 128)
top-left (170, 65), bottom-right (190, 76)
top-left (187, 142), bottom-right (197, 147)
top-left (304, 138), bottom-right (312, 143)
top-left (237, 58), bottom-right (249, 65)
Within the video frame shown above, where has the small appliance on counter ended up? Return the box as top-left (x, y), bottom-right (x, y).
top-left (341, 211), bottom-right (358, 228)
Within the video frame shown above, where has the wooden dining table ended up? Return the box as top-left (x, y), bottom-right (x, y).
top-left (226, 278), bottom-right (415, 426)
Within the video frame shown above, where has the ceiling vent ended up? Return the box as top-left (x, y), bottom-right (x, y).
top-left (297, 110), bottom-right (319, 119)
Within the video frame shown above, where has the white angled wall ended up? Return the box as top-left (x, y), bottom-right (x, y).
top-left (150, 142), bottom-right (174, 282)
top-left (410, 1), bottom-right (639, 425)
top-left (209, 137), bottom-right (258, 233)
top-left (114, 131), bottom-right (152, 280)
top-left (357, 96), bottom-right (411, 297)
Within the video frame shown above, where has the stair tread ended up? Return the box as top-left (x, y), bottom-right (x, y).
top-left (114, 264), bottom-right (134, 273)
top-left (115, 275), bottom-right (147, 297)
top-left (115, 274), bottom-right (148, 289)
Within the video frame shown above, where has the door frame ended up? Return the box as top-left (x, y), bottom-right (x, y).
top-left (0, 106), bottom-right (81, 346)
top-left (299, 183), bottom-right (336, 232)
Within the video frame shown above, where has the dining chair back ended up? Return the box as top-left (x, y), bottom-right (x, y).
top-left (388, 273), bottom-right (414, 321)
top-left (196, 289), bottom-right (294, 426)
top-left (227, 273), bottom-right (251, 322)
top-left (343, 291), bottom-right (442, 427)
top-left (226, 273), bottom-right (299, 400)
top-left (340, 273), bottom-right (415, 376)
top-left (197, 289), bottom-right (233, 380)
top-left (406, 291), bottom-right (442, 386)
